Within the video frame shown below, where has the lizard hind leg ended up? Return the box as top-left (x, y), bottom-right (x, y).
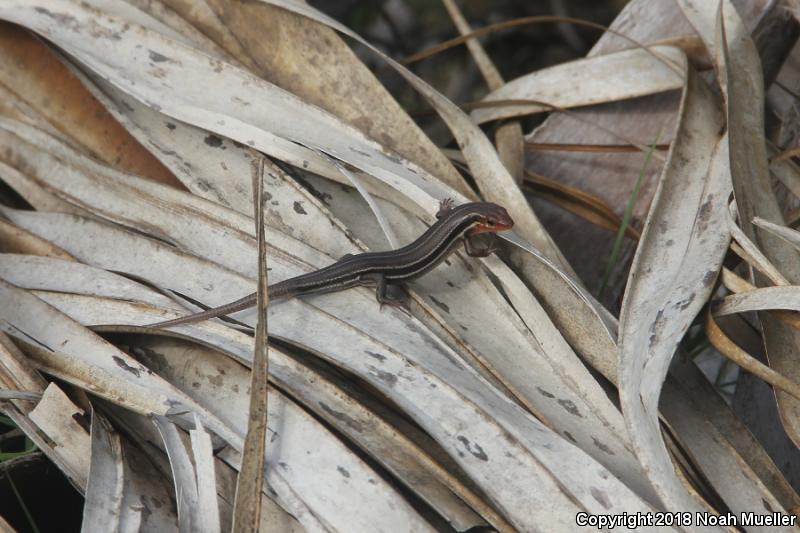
top-left (361, 273), bottom-right (408, 311)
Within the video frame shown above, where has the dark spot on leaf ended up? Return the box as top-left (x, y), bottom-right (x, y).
top-left (429, 295), bottom-right (450, 314)
top-left (148, 50), bottom-right (169, 63)
top-left (293, 201), bottom-right (307, 215)
top-left (698, 197), bottom-right (713, 224)
top-left (204, 134), bottom-right (223, 148)
top-left (166, 122), bottom-right (176, 130)
top-left (537, 387), bottom-right (555, 399)
top-left (676, 293), bottom-right (696, 311)
top-left (318, 402), bottom-right (364, 432)
top-left (337, 466), bottom-right (350, 478)
top-left (563, 431), bottom-right (576, 443)
top-left (112, 356), bottom-right (140, 377)
top-left (591, 487), bottom-right (611, 510)
top-left (592, 437), bottom-right (615, 455)
top-left (33, 8), bottom-right (78, 29)
top-left (456, 435), bottom-right (488, 461)
top-left (557, 398), bottom-right (582, 417)
top-left (364, 350), bottom-right (386, 362)
top-left (370, 367), bottom-right (397, 387)
top-left (649, 309), bottom-right (665, 348)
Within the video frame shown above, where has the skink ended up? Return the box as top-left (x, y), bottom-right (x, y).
top-left (148, 199), bottom-right (514, 328)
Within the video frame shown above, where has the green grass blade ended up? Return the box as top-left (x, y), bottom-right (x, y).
top-left (597, 134), bottom-right (661, 300)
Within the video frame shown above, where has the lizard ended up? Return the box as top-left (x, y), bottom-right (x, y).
top-left (147, 198), bottom-right (513, 328)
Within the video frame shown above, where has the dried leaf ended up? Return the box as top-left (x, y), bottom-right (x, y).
top-left (706, 311), bottom-right (800, 402)
top-left (231, 158), bottom-right (269, 533)
top-left (0, 23), bottom-right (176, 184)
top-left (618, 61), bottom-right (731, 515)
top-left (472, 46), bottom-right (686, 124)
top-left (82, 410), bottom-right (124, 533)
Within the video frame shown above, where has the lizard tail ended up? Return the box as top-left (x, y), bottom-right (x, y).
top-left (145, 293), bottom-right (256, 329)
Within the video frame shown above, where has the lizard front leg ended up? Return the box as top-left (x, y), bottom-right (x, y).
top-left (435, 197), bottom-right (456, 219)
top-left (463, 230), bottom-right (499, 257)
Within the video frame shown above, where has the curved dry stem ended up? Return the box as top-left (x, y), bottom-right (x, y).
top-left (705, 310), bottom-right (800, 401)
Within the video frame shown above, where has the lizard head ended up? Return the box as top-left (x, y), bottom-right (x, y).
top-left (472, 203), bottom-right (514, 233)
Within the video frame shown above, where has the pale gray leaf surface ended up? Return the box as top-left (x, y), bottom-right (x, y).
top-left (0, 280), bottom-right (243, 449)
top-left (10, 252), bottom-right (664, 531)
top-left (752, 216), bottom-right (800, 252)
top-left (27, 383), bottom-right (91, 489)
top-left (618, 61), bottom-right (731, 524)
top-left (153, 416), bottom-right (208, 533)
top-left (5, 252), bottom-right (491, 529)
top-left (137, 335), bottom-right (491, 531)
top-left (294, 175), bottom-right (656, 502)
top-left (709, 0), bottom-right (800, 449)
top-left (0, 331), bottom-right (48, 399)
top-left (728, 210), bottom-right (791, 286)
top-left (472, 46), bottom-right (686, 124)
top-left (31, 289), bottom-right (635, 531)
top-left (0, 159), bottom-right (86, 216)
top-left (0, 254), bottom-right (180, 311)
top-left (659, 377), bottom-right (794, 533)
top-left (189, 416), bottom-right (222, 533)
top-left (88, 0), bottom-right (233, 61)
top-left (667, 356), bottom-right (800, 514)
top-left (105, 403), bottom-right (297, 533)
top-left (0, 0), bottom-right (456, 219)
top-left (7, 0), bottom-right (574, 277)
top-left (715, 286), bottom-right (800, 316)
top-left (0, 125), bottom-right (668, 524)
top-left (256, 0), bottom-right (576, 275)
top-left (33, 294), bottom-right (431, 532)
top-left (148, 354), bottom-right (435, 533)
top-left (81, 410), bottom-right (124, 533)
top-left (8, 284), bottom-right (438, 531)
top-left (118, 437), bottom-right (178, 533)
top-left (3, 4), bottom-right (628, 454)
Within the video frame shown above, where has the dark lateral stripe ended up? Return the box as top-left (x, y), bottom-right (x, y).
top-left (287, 213), bottom-right (480, 291)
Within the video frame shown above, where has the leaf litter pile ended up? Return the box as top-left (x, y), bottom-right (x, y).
top-left (0, 0), bottom-right (799, 531)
